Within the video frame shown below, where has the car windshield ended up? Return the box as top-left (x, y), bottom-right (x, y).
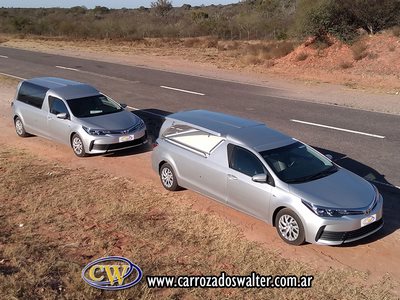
top-left (260, 142), bottom-right (337, 184)
top-left (67, 94), bottom-right (123, 118)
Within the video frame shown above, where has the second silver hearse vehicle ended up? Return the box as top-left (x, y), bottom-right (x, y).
top-left (152, 110), bottom-right (383, 245)
top-left (12, 77), bottom-right (147, 156)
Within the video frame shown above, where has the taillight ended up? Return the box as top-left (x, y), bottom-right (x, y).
top-left (152, 141), bottom-right (159, 148)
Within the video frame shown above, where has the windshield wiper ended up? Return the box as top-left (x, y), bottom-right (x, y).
top-left (285, 165), bottom-right (338, 184)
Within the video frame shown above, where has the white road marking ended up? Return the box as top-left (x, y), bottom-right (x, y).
top-left (56, 65), bottom-right (80, 72)
top-left (160, 85), bottom-right (205, 96)
top-left (0, 55), bottom-right (8, 59)
top-left (128, 106), bottom-right (165, 117)
top-left (55, 65), bottom-right (140, 84)
top-left (0, 72), bottom-right (25, 80)
top-left (290, 119), bottom-right (385, 139)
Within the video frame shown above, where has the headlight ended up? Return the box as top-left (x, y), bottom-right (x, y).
top-left (82, 126), bottom-right (111, 136)
top-left (301, 199), bottom-right (349, 217)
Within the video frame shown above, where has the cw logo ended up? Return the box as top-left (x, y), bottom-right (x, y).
top-left (89, 264), bottom-right (129, 285)
top-left (82, 256), bottom-right (143, 290)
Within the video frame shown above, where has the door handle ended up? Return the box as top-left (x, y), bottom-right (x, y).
top-left (227, 174), bottom-right (238, 180)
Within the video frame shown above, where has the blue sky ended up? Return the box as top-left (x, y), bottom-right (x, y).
top-left (0, 1), bottom-right (237, 9)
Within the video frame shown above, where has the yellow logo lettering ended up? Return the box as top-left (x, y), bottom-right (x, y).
top-left (88, 265), bottom-right (105, 282)
top-left (104, 265), bottom-right (129, 285)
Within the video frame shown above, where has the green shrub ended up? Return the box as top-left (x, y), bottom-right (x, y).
top-left (295, 0), bottom-right (400, 42)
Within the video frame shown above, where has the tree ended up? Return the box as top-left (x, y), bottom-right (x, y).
top-left (295, 0), bottom-right (358, 41)
top-left (151, 0), bottom-right (173, 17)
top-left (295, 0), bottom-right (400, 41)
top-left (343, 0), bottom-right (400, 34)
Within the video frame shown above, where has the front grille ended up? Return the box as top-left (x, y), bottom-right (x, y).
top-left (108, 122), bottom-right (145, 135)
top-left (317, 218), bottom-right (383, 242)
top-left (345, 197), bottom-right (378, 215)
top-left (93, 133), bottom-right (147, 151)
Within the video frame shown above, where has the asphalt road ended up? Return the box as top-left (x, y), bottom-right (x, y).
top-left (0, 46), bottom-right (399, 192)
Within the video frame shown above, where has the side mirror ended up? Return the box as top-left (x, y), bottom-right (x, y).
top-left (56, 113), bottom-right (68, 119)
top-left (252, 173), bottom-right (267, 183)
top-left (120, 103), bottom-right (128, 109)
top-left (325, 154), bottom-right (333, 160)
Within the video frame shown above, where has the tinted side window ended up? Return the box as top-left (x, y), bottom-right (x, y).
top-left (17, 82), bottom-right (48, 109)
top-left (49, 96), bottom-right (68, 115)
top-left (228, 144), bottom-right (265, 177)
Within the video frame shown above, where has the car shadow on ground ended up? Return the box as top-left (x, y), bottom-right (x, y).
top-left (96, 109), bottom-right (171, 158)
top-left (314, 147), bottom-right (400, 245)
top-left (131, 108), bottom-right (172, 143)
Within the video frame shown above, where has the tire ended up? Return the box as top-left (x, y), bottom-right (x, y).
top-left (14, 116), bottom-right (29, 137)
top-left (159, 163), bottom-right (179, 191)
top-left (71, 134), bottom-right (87, 157)
top-left (275, 208), bottom-right (305, 246)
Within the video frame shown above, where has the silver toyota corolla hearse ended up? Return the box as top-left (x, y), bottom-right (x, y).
top-left (12, 77), bottom-right (147, 156)
top-left (152, 110), bottom-right (383, 246)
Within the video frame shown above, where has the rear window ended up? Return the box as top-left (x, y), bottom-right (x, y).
top-left (163, 124), bottom-right (224, 156)
top-left (17, 82), bottom-right (48, 109)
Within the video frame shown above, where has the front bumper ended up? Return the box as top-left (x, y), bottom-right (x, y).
top-left (298, 193), bottom-right (384, 245)
top-left (83, 128), bottom-right (148, 154)
top-left (315, 218), bottom-right (383, 245)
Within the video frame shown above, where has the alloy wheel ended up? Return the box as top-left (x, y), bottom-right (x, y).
top-left (72, 136), bottom-right (83, 155)
top-left (161, 167), bottom-right (174, 188)
top-left (278, 214), bottom-right (300, 242)
top-left (15, 119), bottom-right (24, 136)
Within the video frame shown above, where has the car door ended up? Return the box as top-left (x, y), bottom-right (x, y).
top-left (226, 144), bottom-right (272, 220)
top-left (47, 96), bottom-right (72, 144)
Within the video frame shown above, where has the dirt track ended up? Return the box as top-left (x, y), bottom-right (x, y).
top-left (1, 79), bottom-right (399, 295)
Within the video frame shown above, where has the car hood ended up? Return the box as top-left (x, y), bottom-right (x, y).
top-left (78, 110), bottom-right (141, 130)
top-left (288, 168), bottom-right (374, 209)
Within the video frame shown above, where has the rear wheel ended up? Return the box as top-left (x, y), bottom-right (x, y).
top-left (71, 134), bottom-right (87, 157)
top-left (14, 116), bottom-right (29, 137)
top-left (160, 163), bottom-right (179, 191)
top-left (276, 208), bottom-right (305, 245)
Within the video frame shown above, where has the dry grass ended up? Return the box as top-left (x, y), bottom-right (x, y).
top-left (351, 40), bottom-right (368, 61)
top-left (0, 148), bottom-right (396, 299)
top-left (296, 52), bottom-right (309, 61)
top-left (308, 35), bottom-right (333, 50)
top-left (217, 40), bottom-right (240, 51)
top-left (388, 44), bottom-right (396, 52)
top-left (0, 75), bottom-right (20, 85)
top-left (392, 26), bottom-right (400, 37)
top-left (183, 37), bottom-right (218, 48)
top-left (339, 61), bottom-right (353, 69)
top-left (239, 41), bottom-right (296, 66)
top-left (0, 37), bottom-right (9, 44)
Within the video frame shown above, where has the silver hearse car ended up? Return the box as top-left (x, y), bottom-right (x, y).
top-left (12, 77), bottom-right (147, 156)
top-left (152, 110), bottom-right (383, 245)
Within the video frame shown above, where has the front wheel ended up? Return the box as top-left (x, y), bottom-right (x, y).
top-left (276, 208), bottom-right (305, 246)
top-left (71, 134), bottom-right (87, 157)
top-left (14, 116), bottom-right (29, 137)
top-left (160, 163), bottom-right (179, 191)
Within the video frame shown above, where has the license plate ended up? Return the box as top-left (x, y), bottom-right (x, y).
top-left (361, 214), bottom-right (376, 227)
top-left (119, 135), bottom-right (134, 142)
